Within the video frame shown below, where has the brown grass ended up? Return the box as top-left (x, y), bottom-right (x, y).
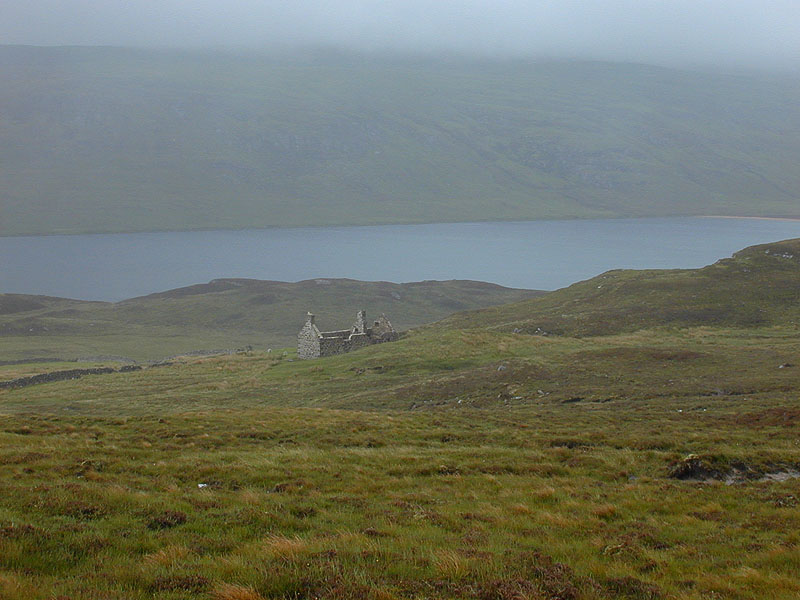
top-left (213, 583), bottom-right (266, 600)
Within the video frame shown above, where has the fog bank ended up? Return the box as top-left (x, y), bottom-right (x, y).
top-left (3, 1), bottom-right (800, 70)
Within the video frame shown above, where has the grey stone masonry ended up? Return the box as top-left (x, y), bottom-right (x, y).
top-left (297, 310), bottom-right (398, 359)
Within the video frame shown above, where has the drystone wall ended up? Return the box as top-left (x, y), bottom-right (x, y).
top-left (297, 320), bottom-right (322, 360)
top-left (297, 340), bottom-right (318, 360)
top-left (318, 332), bottom-right (373, 357)
top-left (0, 365), bottom-right (142, 390)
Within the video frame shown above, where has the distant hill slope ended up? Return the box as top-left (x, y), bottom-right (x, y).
top-left (0, 278), bottom-right (541, 361)
top-left (438, 239), bottom-right (800, 336)
top-left (2, 46), bottom-right (800, 235)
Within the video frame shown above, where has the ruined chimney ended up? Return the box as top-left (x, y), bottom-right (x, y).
top-left (306, 312), bottom-right (315, 325)
top-left (354, 310), bottom-right (367, 334)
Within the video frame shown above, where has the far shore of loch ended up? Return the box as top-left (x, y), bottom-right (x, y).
top-left (3, 216), bottom-right (800, 302)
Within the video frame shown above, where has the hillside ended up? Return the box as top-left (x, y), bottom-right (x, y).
top-left (438, 238), bottom-right (800, 336)
top-left (1, 241), bottom-right (799, 598)
top-left (0, 278), bottom-right (541, 361)
top-left (2, 46), bottom-right (800, 235)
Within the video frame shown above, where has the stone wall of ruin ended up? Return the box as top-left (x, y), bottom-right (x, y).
top-left (297, 311), bottom-right (397, 359)
top-left (297, 320), bottom-right (322, 360)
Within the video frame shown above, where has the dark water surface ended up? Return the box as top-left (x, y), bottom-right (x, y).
top-left (2, 217), bottom-right (800, 301)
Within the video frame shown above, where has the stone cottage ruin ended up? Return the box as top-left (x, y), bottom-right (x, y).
top-left (297, 310), bottom-right (398, 359)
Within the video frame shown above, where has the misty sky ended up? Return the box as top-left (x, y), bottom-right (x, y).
top-left (3, 1), bottom-right (800, 69)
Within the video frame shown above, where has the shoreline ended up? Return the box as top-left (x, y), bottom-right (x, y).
top-left (700, 215), bottom-right (800, 222)
top-left (5, 214), bottom-right (800, 238)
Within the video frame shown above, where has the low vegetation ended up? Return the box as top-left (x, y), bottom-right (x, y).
top-left (439, 238), bottom-right (800, 336)
top-left (0, 240), bottom-right (798, 598)
top-left (0, 279), bottom-right (540, 362)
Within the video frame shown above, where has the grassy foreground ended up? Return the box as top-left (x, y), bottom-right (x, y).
top-left (1, 240), bottom-right (799, 598)
top-left (1, 324), bottom-right (798, 599)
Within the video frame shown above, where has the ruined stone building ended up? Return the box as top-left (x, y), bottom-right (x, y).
top-left (297, 310), bottom-right (398, 359)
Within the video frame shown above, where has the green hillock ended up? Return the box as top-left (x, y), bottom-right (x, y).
top-left (439, 238), bottom-right (800, 336)
top-left (0, 278), bottom-right (541, 361)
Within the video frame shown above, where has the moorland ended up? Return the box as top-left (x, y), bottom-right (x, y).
top-left (0, 239), bottom-right (799, 599)
top-left (0, 279), bottom-right (540, 364)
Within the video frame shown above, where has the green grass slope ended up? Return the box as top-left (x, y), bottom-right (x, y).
top-left (2, 46), bottom-right (800, 235)
top-left (0, 278), bottom-right (541, 362)
top-left (439, 238), bottom-right (800, 336)
top-left (1, 271), bottom-right (799, 596)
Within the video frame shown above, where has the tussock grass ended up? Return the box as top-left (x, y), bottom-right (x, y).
top-left (213, 583), bottom-right (266, 600)
top-left (1, 302), bottom-right (799, 597)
